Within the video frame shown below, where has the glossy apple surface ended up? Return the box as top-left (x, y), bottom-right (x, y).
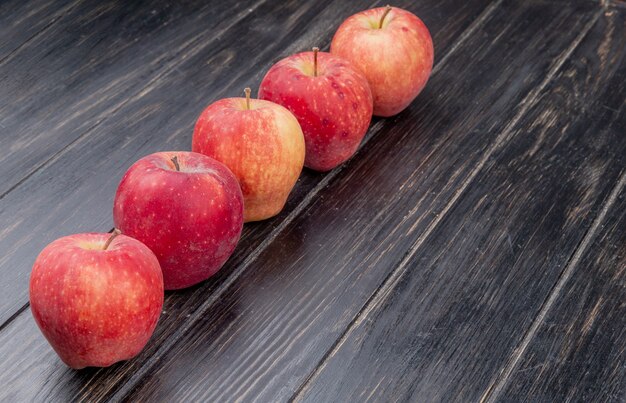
top-left (331, 6), bottom-right (434, 117)
top-left (113, 151), bottom-right (243, 289)
top-left (259, 50), bottom-right (373, 172)
top-left (29, 232), bottom-right (164, 369)
top-left (193, 93), bottom-right (305, 222)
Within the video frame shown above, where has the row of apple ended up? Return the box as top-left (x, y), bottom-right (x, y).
top-left (29, 5), bottom-right (433, 369)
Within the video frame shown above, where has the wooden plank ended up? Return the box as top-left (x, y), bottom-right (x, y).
top-left (0, 0), bottom-right (76, 61)
top-left (495, 178), bottom-right (626, 402)
top-left (297, 7), bottom-right (625, 402)
top-left (0, 0), bottom-right (265, 198)
top-left (112, 1), bottom-right (611, 401)
top-left (0, 0), bottom-right (493, 400)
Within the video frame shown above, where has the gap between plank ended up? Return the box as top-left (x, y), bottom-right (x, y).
top-left (0, 0), bottom-right (269, 203)
top-left (0, 0), bottom-right (82, 67)
top-left (107, 1), bottom-right (505, 399)
top-left (291, 7), bottom-right (603, 401)
top-left (0, 302), bottom-right (29, 335)
top-left (480, 169), bottom-right (626, 402)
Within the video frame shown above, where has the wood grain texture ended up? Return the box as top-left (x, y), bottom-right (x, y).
top-left (0, 0), bottom-right (493, 400)
top-left (298, 7), bottom-right (625, 402)
top-left (498, 180), bottom-right (626, 402)
top-left (119, 1), bottom-right (611, 401)
top-left (0, 0), bottom-right (268, 198)
top-left (0, 0), bottom-right (76, 62)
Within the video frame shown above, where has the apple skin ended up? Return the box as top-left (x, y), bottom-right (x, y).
top-left (192, 97), bottom-right (305, 222)
top-left (29, 232), bottom-right (164, 369)
top-left (113, 151), bottom-right (243, 290)
top-left (330, 6), bottom-right (434, 117)
top-left (258, 50), bottom-right (373, 172)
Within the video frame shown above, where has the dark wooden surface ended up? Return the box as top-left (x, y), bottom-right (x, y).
top-left (498, 179), bottom-right (626, 402)
top-left (0, 0), bottom-right (270, 198)
top-left (0, 0), bottom-right (624, 401)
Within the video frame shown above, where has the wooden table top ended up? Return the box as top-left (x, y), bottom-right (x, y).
top-left (1, 0), bottom-right (624, 401)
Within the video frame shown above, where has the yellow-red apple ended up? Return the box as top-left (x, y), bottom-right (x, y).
top-left (331, 5), bottom-right (434, 117)
top-left (29, 231), bottom-right (164, 369)
top-left (192, 88), bottom-right (305, 222)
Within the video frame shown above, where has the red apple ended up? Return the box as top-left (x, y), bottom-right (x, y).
top-left (258, 48), bottom-right (373, 172)
top-left (113, 151), bottom-right (243, 290)
top-left (193, 88), bottom-right (305, 222)
top-left (29, 230), bottom-right (163, 369)
top-left (331, 5), bottom-right (434, 117)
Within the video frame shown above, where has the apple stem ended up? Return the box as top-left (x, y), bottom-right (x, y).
top-left (379, 5), bottom-right (392, 29)
top-left (103, 229), bottom-right (121, 250)
top-left (171, 156), bottom-right (180, 171)
top-left (312, 47), bottom-right (319, 77)
top-left (244, 87), bottom-right (251, 110)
